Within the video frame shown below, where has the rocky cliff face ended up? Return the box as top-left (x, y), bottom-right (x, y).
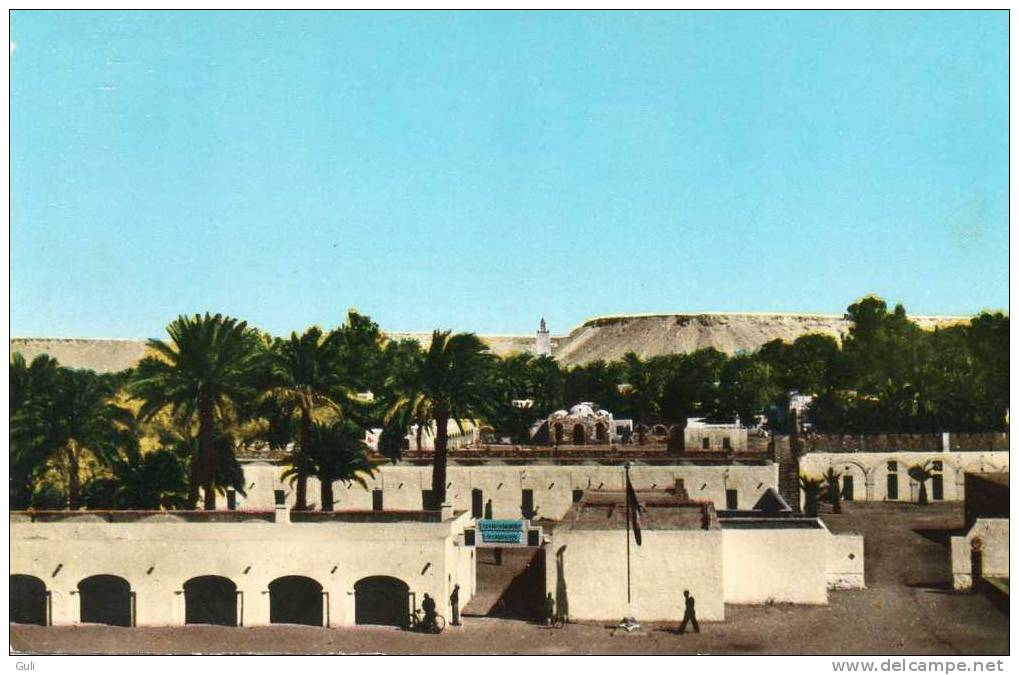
top-left (10, 313), bottom-right (968, 372)
top-left (550, 313), bottom-right (965, 367)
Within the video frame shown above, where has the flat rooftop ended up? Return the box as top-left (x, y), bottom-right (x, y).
top-left (555, 491), bottom-right (719, 531)
top-left (10, 509), bottom-right (463, 524)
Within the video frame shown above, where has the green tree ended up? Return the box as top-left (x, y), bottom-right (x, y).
top-left (11, 367), bottom-right (136, 509)
top-left (131, 313), bottom-right (263, 510)
top-left (716, 354), bottom-right (778, 427)
top-left (618, 352), bottom-right (665, 444)
top-left (659, 348), bottom-right (727, 450)
top-left (10, 353), bottom-right (61, 508)
top-left (82, 448), bottom-right (190, 510)
top-left (823, 467), bottom-right (843, 514)
top-left (799, 475), bottom-right (825, 517)
top-left (908, 463), bottom-right (934, 505)
top-left (263, 326), bottom-right (354, 510)
top-left (386, 331), bottom-right (497, 507)
top-left (283, 420), bottom-right (379, 511)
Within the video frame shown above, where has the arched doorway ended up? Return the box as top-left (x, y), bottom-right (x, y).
top-left (269, 576), bottom-right (323, 626)
top-left (78, 575), bottom-right (132, 626)
top-left (595, 423), bottom-right (608, 443)
top-left (572, 424), bottom-right (585, 445)
top-left (354, 576), bottom-right (409, 628)
top-left (11, 575), bottom-right (47, 626)
top-left (184, 575), bottom-right (237, 626)
top-left (553, 423), bottom-right (564, 444)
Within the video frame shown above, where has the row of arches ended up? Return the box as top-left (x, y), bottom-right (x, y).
top-left (552, 422), bottom-right (610, 445)
top-left (11, 574), bottom-right (413, 629)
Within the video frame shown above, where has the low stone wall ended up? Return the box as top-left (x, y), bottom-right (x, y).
top-left (790, 432), bottom-right (1007, 454)
top-left (951, 518), bottom-right (1009, 590)
top-left (826, 529), bottom-right (866, 590)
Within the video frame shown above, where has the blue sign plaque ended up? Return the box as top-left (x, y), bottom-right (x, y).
top-left (477, 519), bottom-right (527, 546)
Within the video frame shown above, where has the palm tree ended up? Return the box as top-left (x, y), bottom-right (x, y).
top-left (908, 463), bottom-right (934, 505)
top-left (283, 420), bottom-right (379, 511)
top-left (10, 353), bottom-right (61, 508)
top-left (799, 475), bottom-right (825, 517)
top-left (82, 448), bottom-right (190, 510)
top-left (386, 331), bottom-right (497, 508)
top-left (11, 367), bottom-right (136, 509)
top-left (130, 313), bottom-right (263, 510)
top-left (823, 467), bottom-right (843, 514)
top-left (263, 327), bottom-right (352, 510)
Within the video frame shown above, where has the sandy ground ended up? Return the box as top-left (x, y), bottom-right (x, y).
top-left (9, 502), bottom-right (1008, 655)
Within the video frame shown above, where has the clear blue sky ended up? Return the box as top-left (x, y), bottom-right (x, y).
top-left (11, 10), bottom-right (1008, 338)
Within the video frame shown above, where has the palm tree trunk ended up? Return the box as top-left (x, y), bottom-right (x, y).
top-left (187, 448), bottom-right (199, 509)
top-left (321, 475), bottom-right (334, 512)
top-left (295, 406), bottom-right (310, 511)
top-left (199, 396), bottom-right (216, 511)
top-left (432, 409), bottom-right (449, 508)
top-left (67, 446), bottom-right (80, 510)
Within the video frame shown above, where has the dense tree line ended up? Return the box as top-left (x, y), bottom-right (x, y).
top-left (9, 296), bottom-right (1008, 511)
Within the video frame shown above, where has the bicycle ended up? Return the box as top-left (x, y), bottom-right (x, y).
top-left (408, 608), bottom-right (446, 634)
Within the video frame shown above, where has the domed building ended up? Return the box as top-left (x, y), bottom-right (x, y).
top-left (530, 402), bottom-right (632, 446)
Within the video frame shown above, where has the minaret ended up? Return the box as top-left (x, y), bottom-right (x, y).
top-left (534, 317), bottom-right (552, 357)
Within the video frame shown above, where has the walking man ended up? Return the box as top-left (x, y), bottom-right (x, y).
top-left (544, 592), bottom-right (556, 626)
top-left (450, 584), bottom-right (461, 626)
top-left (678, 589), bottom-right (699, 634)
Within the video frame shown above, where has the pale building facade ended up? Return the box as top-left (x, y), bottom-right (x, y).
top-left (11, 508), bottom-right (476, 628)
top-left (798, 451), bottom-right (1009, 504)
top-left (544, 492), bottom-right (865, 623)
top-left (364, 419), bottom-right (481, 453)
top-left (238, 461), bottom-right (780, 519)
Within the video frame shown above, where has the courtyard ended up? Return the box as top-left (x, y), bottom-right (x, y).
top-left (9, 502), bottom-right (1007, 655)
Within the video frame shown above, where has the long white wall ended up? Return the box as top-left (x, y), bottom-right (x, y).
top-left (721, 522), bottom-right (864, 605)
top-left (799, 452), bottom-right (1008, 503)
top-left (11, 513), bottom-right (474, 627)
top-left (239, 462), bottom-right (780, 519)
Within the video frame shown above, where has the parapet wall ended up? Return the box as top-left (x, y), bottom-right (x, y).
top-left (790, 432), bottom-right (1007, 454)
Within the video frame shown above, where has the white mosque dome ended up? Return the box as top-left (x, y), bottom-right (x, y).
top-left (569, 403), bottom-right (595, 416)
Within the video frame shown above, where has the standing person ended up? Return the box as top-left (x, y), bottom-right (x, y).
top-left (421, 593), bottom-right (437, 632)
top-left (484, 499), bottom-right (493, 519)
top-left (544, 592), bottom-right (556, 626)
top-left (678, 589), bottom-right (699, 634)
top-left (450, 584), bottom-right (461, 626)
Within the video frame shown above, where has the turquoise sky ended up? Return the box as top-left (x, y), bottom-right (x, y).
top-left (11, 10), bottom-right (1008, 338)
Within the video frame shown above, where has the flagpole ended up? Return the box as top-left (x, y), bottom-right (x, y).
top-left (625, 462), bottom-right (632, 607)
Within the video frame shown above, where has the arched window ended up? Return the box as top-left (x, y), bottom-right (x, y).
top-left (269, 576), bottom-right (323, 626)
top-left (78, 575), bottom-right (132, 626)
top-left (10, 575), bottom-right (47, 626)
top-left (184, 575), bottom-right (238, 626)
top-left (353, 576), bottom-right (409, 628)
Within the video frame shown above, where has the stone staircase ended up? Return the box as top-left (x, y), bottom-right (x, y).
top-left (463, 548), bottom-right (544, 620)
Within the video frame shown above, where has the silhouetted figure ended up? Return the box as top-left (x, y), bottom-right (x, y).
top-left (450, 584), bottom-right (460, 626)
top-left (484, 499), bottom-right (493, 519)
top-left (421, 593), bottom-right (437, 632)
top-left (544, 592), bottom-right (556, 626)
top-left (494, 547), bottom-right (503, 565)
top-left (678, 590), bottom-right (699, 634)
